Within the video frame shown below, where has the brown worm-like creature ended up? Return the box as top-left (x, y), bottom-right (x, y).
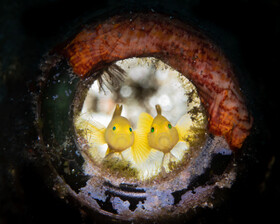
top-left (63, 13), bottom-right (253, 150)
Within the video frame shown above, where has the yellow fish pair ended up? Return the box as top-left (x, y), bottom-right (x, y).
top-left (77, 104), bottom-right (189, 164)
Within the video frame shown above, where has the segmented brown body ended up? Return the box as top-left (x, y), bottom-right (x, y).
top-left (64, 13), bottom-right (252, 150)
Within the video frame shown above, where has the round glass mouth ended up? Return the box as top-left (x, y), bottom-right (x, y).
top-left (73, 57), bottom-right (207, 181)
top-left (36, 12), bottom-right (253, 222)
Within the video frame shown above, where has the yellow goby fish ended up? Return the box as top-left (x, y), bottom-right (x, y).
top-left (76, 104), bottom-right (135, 157)
top-left (104, 104), bottom-right (134, 154)
top-left (131, 104), bottom-right (189, 164)
top-left (148, 105), bottom-right (179, 153)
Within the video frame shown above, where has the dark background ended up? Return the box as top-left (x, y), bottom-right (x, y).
top-left (0, 0), bottom-right (279, 223)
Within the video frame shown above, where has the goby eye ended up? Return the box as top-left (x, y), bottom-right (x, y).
top-left (36, 12), bottom-right (253, 223)
top-left (168, 124), bottom-right (172, 129)
top-left (112, 126), bottom-right (116, 131)
top-left (129, 127), bottom-right (132, 132)
top-left (151, 127), bottom-right (155, 133)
